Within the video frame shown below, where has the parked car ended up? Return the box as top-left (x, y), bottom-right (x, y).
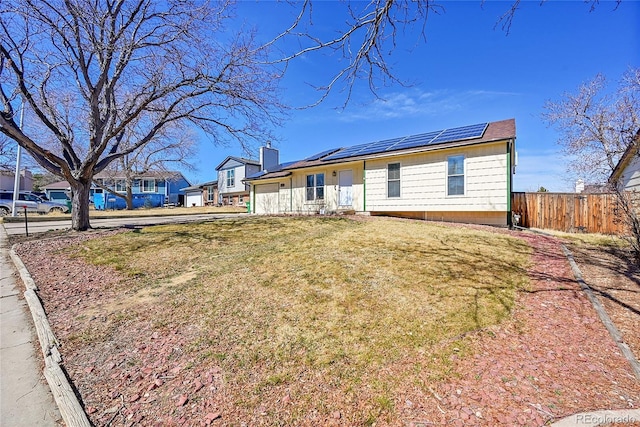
top-left (31, 191), bottom-right (49, 200)
top-left (0, 191), bottom-right (70, 216)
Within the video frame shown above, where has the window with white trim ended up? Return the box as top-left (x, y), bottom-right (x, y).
top-left (115, 179), bottom-right (126, 192)
top-left (206, 186), bottom-right (216, 202)
top-left (306, 173), bottom-right (325, 201)
top-left (447, 155), bottom-right (465, 196)
top-left (387, 163), bottom-right (400, 198)
top-left (142, 178), bottom-right (156, 192)
top-left (226, 169), bottom-right (235, 187)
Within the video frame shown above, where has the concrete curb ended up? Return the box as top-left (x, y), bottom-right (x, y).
top-left (9, 243), bottom-right (91, 427)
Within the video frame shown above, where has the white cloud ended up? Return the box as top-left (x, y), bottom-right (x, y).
top-left (336, 88), bottom-right (521, 122)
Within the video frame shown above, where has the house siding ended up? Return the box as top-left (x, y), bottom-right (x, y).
top-left (251, 165), bottom-right (366, 214)
top-left (365, 142), bottom-right (508, 215)
top-left (217, 159), bottom-right (258, 205)
top-left (620, 153), bottom-right (640, 191)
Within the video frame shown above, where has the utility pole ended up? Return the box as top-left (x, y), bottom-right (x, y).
top-left (11, 101), bottom-right (25, 217)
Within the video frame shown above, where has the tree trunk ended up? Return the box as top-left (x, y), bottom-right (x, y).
top-left (68, 179), bottom-right (92, 231)
top-left (126, 185), bottom-right (133, 210)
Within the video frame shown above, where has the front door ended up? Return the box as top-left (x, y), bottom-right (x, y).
top-left (338, 170), bottom-right (353, 207)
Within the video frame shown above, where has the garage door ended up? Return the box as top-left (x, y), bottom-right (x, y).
top-left (186, 192), bottom-right (202, 207)
top-left (254, 183), bottom-right (279, 214)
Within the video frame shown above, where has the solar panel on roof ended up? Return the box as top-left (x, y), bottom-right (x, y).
top-left (353, 137), bottom-right (404, 156)
top-left (323, 145), bottom-right (368, 161)
top-left (322, 122), bottom-right (489, 161)
top-left (430, 123), bottom-right (487, 144)
top-left (386, 130), bottom-right (442, 151)
top-left (304, 147), bottom-right (342, 161)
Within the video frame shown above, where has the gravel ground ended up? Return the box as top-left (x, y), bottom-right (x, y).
top-left (12, 223), bottom-right (640, 426)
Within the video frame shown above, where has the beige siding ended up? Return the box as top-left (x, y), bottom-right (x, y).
top-left (365, 142), bottom-right (508, 213)
top-left (249, 163), bottom-right (365, 214)
top-left (372, 211), bottom-right (506, 226)
top-left (254, 183), bottom-right (279, 214)
top-left (288, 165), bottom-right (364, 213)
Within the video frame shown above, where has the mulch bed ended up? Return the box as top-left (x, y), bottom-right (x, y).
top-left (12, 223), bottom-right (640, 426)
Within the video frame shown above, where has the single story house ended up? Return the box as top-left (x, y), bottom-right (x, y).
top-left (182, 180), bottom-right (218, 207)
top-left (42, 180), bottom-right (73, 202)
top-left (244, 118), bottom-right (517, 227)
top-left (610, 130), bottom-right (640, 191)
top-left (216, 156), bottom-right (261, 206)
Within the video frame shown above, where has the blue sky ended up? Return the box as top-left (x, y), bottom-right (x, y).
top-left (189, 0), bottom-right (640, 192)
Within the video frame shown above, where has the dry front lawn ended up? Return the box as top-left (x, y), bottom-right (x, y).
top-left (28, 216), bottom-right (533, 425)
top-left (15, 217), bottom-right (640, 426)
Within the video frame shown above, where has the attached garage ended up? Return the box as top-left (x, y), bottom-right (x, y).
top-left (185, 190), bottom-right (202, 207)
top-left (254, 183), bottom-right (279, 214)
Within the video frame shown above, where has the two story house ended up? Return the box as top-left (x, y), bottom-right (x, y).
top-left (215, 157), bottom-right (261, 206)
top-left (43, 171), bottom-right (190, 209)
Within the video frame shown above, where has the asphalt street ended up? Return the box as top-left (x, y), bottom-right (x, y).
top-left (2, 213), bottom-right (248, 236)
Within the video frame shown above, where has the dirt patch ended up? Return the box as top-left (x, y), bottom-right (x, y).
top-left (11, 221), bottom-right (640, 426)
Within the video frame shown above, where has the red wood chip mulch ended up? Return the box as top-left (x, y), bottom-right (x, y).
top-left (13, 226), bottom-right (640, 426)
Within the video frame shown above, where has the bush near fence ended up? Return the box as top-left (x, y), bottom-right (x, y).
top-left (511, 192), bottom-right (627, 235)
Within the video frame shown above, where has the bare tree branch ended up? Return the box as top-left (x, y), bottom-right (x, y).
top-left (545, 67), bottom-right (640, 262)
top-left (0, 0), bottom-right (284, 230)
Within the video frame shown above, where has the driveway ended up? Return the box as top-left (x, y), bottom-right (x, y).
top-left (2, 213), bottom-right (249, 236)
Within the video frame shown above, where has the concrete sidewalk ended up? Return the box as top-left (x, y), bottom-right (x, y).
top-left (0, 226), bottom-right (61, 426)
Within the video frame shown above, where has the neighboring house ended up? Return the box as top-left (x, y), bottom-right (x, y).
top-left (44, 171), bottom-right (191, 209)
top-left (610, 131), bottom-right (640, 191)
top-left (42, 180), bottom-right (71, 202)
top-left (92, 171), bottom-right (190, 209)
top-left (216, 156), bottom-right (261, 206)
top-left (0, 169), bottom-right (33, 191)
top-left (575, 179), bottom-right (611, 194)
top-left (182, 180), bottom-right (218, 207)
top-left (244, 119), bottom-right (517, 226)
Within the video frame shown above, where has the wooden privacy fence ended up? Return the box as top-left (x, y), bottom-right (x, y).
top-left (511, 192), bottom-right (627, 235)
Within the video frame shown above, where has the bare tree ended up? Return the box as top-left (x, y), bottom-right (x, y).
top-left (490, 0), bottom-right (622, 34)
top-left (268, 0), bottom-right (619, 105)
top-left (544, 67), bottom-right (640, 261)
top-left (0, 134), bottom-right (17, 170)
top-left (1, 0), bottom-right (622, 230)
top-left (0, 0), bottom-right (283, 230)
top-left (95, 125), bottom-right (197, 210)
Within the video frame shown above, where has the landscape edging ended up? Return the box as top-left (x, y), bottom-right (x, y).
top-left (514, 227), bottom-right (640, 426)
top-left (10, 243), bottom-right (91, 427)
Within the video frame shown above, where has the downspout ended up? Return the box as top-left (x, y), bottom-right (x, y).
top-left (290, 177), bottom-right (293, 213)
top-left (506, 139), bottom-right (512, 227)
top-left (251, 183), bottom-right (255, 214)
top-left (363, 161), bottom-right (367, 212)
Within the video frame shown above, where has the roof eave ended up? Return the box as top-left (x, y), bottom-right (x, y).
top-left (609, 130), bottom-right (640, 184)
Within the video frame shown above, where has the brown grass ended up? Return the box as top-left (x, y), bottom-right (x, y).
top-left (68, 216), bottom-right (531, 425)
top-left (531, 228), bottom-right (628, 248)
